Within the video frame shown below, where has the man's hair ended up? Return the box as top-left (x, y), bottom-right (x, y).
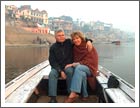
top-left (55, 28), bottom-right (64, 35)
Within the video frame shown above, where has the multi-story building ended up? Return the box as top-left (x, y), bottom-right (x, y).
top-left (49, 18), bottom-right (73, 36)
top-left (31, 9), bottom-right (48, 26)
top-left (104, 23), bottom-right (112, 31)
top-left (5, 5), bottom-right (48, 26)
top-left (5, 5), bottom-right (18, 18)
top-left (18, 5), bottom-right (31, 20)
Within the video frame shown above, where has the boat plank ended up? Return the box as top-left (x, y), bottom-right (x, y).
top-left (5, 66), bottom-right (49, 103)
top-left (118, 79), bottom-right (135, 101)
top-left (96, 72), bottom-right (108, 84)
top-left (5, 61), bottom-right (49, 98)
top-left (105, 88), bottom-right (134, 103)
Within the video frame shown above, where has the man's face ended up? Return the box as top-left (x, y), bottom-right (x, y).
top-left (55, 31), bottom-right (66, 42)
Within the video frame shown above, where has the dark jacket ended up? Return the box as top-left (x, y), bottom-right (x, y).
top-left (49, 39), bottom-right (73, 73)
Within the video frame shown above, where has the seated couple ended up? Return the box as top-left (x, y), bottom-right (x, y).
top-left (48, 29), bottom-right (98, 103)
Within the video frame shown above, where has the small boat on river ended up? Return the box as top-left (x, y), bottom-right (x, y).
top-left (112, 40), bottom-right (121, 45)
top-left (5, 60), bottom-right (135, 104)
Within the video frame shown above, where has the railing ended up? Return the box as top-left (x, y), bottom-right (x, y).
top-left (5, 60), bottom-right (49, 99)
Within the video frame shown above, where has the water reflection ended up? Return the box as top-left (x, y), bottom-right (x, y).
top-left (94, 42), bottom-right (135, 86)
top-left (5, 46), bottom-right (49, 83)
top-left (5, 42), bottom-right (135, 86)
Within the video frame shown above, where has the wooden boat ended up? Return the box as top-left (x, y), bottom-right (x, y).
top-left (5, 60), bottom-right (135, 103)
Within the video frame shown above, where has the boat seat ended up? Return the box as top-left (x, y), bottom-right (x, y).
top-left (105, 88), bottom-right (134, 103)
top-left (96, 72), bottom-right (135, 103)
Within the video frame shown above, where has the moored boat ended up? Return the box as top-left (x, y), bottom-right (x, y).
top-left (112, 40), bottom-right (121, 45)
top-left (5, 60), bottom-right (135, 103)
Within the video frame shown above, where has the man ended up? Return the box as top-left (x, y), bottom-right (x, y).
top-left (48, 28), bottom-right (92, 103)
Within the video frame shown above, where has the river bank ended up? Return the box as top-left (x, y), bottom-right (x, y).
top-left (5, 24), bottom-right (56, 45)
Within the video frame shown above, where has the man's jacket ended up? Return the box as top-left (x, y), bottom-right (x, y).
top-left (49, 39), bottom-right (73, 73)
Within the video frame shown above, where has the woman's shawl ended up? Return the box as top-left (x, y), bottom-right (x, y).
top-left (73, 41), bottom-right (98, 76)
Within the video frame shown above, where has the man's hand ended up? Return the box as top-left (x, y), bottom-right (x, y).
top-left (60, 71), bottom-right (67, 79)
top-left (86, 41), bottom-right (93, 52)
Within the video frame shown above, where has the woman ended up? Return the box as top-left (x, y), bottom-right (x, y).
top-left (64, 31), bottom-right (98, 103)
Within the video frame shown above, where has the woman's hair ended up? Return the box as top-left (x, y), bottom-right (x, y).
top-left (71, 31), bottom-right (85, 41)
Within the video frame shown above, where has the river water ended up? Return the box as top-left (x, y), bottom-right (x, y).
top-left (5, 42), bottom-right (135, 86)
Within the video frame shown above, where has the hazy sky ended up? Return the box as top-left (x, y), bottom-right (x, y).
top-left (2, 1), bottom-right (139, 32)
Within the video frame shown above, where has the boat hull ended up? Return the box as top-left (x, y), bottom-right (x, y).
top-left (5, 60), bottom-right (135, 103)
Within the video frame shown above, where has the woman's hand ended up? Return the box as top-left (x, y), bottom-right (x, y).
top-left (72, 62), bottom-right (80, 67)
top-left (65, 64), bottom-right (73, 69)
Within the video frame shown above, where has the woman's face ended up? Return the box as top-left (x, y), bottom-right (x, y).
top-left (72, 35), bottom-right (82, 46)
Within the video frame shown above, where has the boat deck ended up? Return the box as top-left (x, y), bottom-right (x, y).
top-left (28, 94), bottom-right (99, 103)
top-left (27, 78), bottom-right (99, 103)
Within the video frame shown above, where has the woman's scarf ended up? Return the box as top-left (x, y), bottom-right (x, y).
top-left (73, 41), bottom-right (98, 76)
